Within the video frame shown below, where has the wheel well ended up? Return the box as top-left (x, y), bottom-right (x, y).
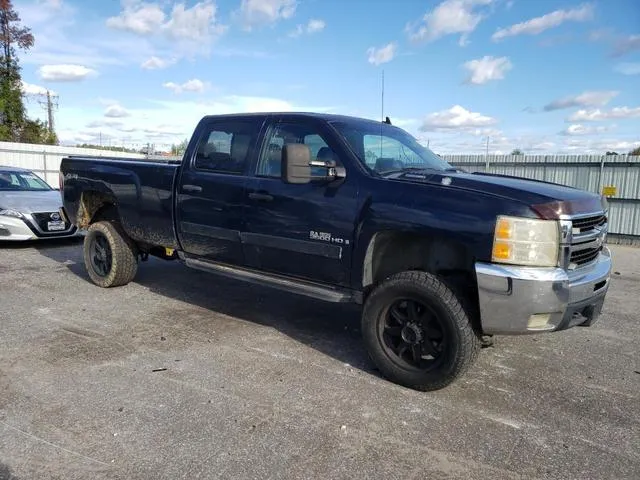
top-left (362, 232), bottom-right (480, 330)
top-left (76, 191), bottom-right (119, 228)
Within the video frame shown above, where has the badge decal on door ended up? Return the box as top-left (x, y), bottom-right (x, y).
top-left (310, 230), bottom-right (349, 245)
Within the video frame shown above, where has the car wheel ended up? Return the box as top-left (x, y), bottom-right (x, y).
top-left (362, 270), bottom-right (480, 391)
top-left (83, 221), bottom-right (138, 288)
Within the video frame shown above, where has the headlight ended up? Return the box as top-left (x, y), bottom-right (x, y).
top-left (0, 209), bottom-right (24, 218)
top-left (492, 215), bottom-right (559, 267)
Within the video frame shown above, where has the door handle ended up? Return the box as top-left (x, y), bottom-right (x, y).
top-left (248, 192), bottom-right (274, 202)
top-left (182, 184), bottom-right (202, 193)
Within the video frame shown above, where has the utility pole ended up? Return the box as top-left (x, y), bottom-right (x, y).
top-left (485, 136), bottom-right (490, 170)
top-left (37, 90), bottom-right (59, 135)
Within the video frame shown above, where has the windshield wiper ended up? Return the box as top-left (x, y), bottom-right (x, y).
top-left (379, 166), bottom-right (443, 176)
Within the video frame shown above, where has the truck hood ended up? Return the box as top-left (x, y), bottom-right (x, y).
top-left (0, 190), bottom-right (62, 214)
top-left (390, 170), bottom-right (605, 217)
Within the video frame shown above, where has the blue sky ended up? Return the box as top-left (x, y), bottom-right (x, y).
top-left (16, 0), bottom-right (640, 154)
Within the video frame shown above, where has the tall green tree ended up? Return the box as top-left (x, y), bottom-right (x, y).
top-left (0, 0), bottom-right (34, 142)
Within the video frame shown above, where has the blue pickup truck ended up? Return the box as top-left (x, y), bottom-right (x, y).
top-left (60, 112), bottom-right (612, 391)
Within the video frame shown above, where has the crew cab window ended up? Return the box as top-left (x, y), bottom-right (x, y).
top-left (256, 123), bottom-right (335, 178)
top-left (194, 121), bottom-right (260, 174)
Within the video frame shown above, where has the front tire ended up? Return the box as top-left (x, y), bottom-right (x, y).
top-left (362, 271), bottom-right (480, 391)
top-left (83, 221), bottom-right (138, 288)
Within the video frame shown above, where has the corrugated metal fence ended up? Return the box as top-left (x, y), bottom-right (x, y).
top-left (1, 142), bottom-right (638, 242)
top-left (443, 154), bottom-right (640, 243)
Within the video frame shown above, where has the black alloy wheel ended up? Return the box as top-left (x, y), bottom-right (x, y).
top-left (361, 271), bottom-right (480, 391)
top-left (89, 231), bottom-right (113, 277)
top-left (379, 298), bottom-right (446, 371)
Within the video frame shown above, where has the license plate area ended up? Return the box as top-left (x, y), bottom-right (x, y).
top-left (47, 221), bottom-right (66, 231)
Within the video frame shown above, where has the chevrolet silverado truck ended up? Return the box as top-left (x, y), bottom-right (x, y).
top-left (59, 112), bottom-right (612, 391)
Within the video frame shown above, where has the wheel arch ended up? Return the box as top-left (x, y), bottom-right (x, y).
top-left (76, 190), bottom-right (119, 229)
top-left (361, 230), bottom-right (481, 331)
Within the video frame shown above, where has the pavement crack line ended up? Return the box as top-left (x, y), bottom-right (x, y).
top-left (0, 420), bottom-right (111, 467)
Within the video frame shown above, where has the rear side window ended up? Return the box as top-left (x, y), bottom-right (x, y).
top-left (194, 120), bottom-right (261, 174)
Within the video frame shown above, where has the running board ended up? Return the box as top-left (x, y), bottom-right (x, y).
top-left (184, 258), bottom-right (360, 304)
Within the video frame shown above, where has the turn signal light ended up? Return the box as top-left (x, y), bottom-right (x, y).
top-left (492, 241), bottom-right (511, 260)
top-left (495, 218), bottom-right (512, 239)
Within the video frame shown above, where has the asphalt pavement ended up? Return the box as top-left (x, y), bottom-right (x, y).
top-left (0, 239), bottom-right (638, 480)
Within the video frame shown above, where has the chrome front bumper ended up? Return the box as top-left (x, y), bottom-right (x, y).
top-left (475, 247), bottom-right (612, 335)
top-left (0, 214), bottom-right (81, 241)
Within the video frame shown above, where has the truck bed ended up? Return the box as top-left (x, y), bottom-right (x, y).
top-left (60, 155), bottom-right (180, 248)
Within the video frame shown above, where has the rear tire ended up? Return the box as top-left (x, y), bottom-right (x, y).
top-left (362, 271), bottom-right (480, 391)
top-left (83, 221), bottom-right (138, 288)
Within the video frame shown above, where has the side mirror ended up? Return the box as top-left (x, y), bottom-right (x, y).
top-left (282, 144), bottom-right (311, 184)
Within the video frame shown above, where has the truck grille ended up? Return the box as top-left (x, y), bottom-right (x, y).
top-left (572, 214), bottom-right (606, 233)
top-left (570, 246), bottom-right (602, 266)
top-left (568, 213), bottom-right (607, 268)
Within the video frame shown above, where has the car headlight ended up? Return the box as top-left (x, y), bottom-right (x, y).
top-left (0, 209), bottom-right (24, 218)
top-left (492, 215), bottom-right (559, 267)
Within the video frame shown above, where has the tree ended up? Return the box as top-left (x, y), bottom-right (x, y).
top-left (510, 149), bottom-right (523, 155)
top-left (20, 118), bottom-right (57, 144)
top-left (171, 138), bottom-right (189, 156)
top-left (630, 146), bottom-right (640, 156)
top-left (0, 0), bottom-right (34, 142)
top-left (606, 151), bottom-right (619, 155)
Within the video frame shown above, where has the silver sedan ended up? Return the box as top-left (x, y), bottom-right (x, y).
top-left (0, 166), bottom-right (81, 241)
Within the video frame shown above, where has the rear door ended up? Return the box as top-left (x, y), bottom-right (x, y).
top-left (242, 117), bottom-right (361, 287)
top-left (176, 116), bottom-right (265, 265)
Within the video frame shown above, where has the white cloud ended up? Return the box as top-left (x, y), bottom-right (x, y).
top-left (39, 0), bottom-right (63, 9)
top-left (614, 62), bottom-right (640, 75)
top-left (141, 56), bottom-right (173, 70)
top-left (560, 124), bottom-right (613, 136)
top-left (289, 18), bottom-right (325, 37)
top-left (162, 78), bottom-right (209, 93)
top-left (367, 42), bottom-right (397, 66)
top-left (612, 34), bottom-right (640, 57)
top-left (568, 106), bottom-right (640, 122)
top-left (419, 105), bottom-right (498, 131)
top-left (544, 90), bottom-right (619, 111)
top-left (87, 119), bottom-right (124, 128)
top-left (463, 55), bottom-right (512, 84)
top-left (164, 1), bottom-right (227, 41)
top-left (21, 81), bottom-right (52, 96)
top-left (107, 1), bottom-right (226, 43)
top-left (237, 0), bottom-right (297, 30)
top-left (104, 104), bottom-right (131, 118)
top-left (588, 28), bottom-right (612, 42)
top-left (406, 0), bottom-right (494, 45)
top-left (38, 64), bottom-right (96, 81)
top-left (596, 140), bottom-right (640, 152)
top-left (307, 19), bottom-right (325, 34)
top-left (106, 2), bottom-right (165, 35)
top-left (492, 3), bottom-right (593, 41)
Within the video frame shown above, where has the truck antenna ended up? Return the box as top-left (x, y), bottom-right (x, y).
top-left (380, 70), bottom-right (384, 156)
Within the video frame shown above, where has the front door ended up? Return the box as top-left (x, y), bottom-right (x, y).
top-left (176, 117), bottom-right (264, 265)
top-left (243, 118), bottom-right (360, 287)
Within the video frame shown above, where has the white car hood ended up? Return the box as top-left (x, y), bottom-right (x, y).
top-left (0, 190), bottom-right (63, 214)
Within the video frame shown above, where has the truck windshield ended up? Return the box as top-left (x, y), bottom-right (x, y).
top-left (330, 120), bottom-right (453, 174)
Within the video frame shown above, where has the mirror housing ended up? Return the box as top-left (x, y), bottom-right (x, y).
top-left (282, 144), bottom-right (312, 184)
top-left (282, 143), bottom-right (345, 184)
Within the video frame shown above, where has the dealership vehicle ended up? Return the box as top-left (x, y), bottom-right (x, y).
top-left (0, 166), bottom-right (80, 241)
top-left (59, 113), bottom-right (612, 391)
